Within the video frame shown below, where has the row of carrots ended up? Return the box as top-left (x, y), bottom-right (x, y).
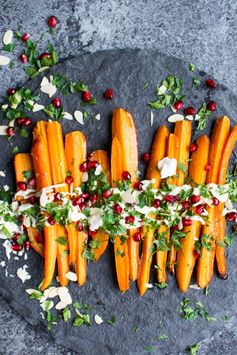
top-left (13, 109), bottom-right (237, 295)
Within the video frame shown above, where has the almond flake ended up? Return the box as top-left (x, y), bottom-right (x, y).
top-left (186, 115), bottom-right (194, 121)
top-left (40, 76), bottom-right (57, 97)
top-left (94, 314), bottom-right (103, 325)
top-left (0, 125), bottom-right (8, 135)
top-left (0, 171), bottom-right (5, 177)
top-left (82, 172), bottom-right (88, 182)
top-left (58, 287), bottom-right (72, 305)
top-left (145, 283), bottom-right (153, 289)
top-left (167, 114), bottom-right (184, 123)
top-left (74, 111), bottom-right (84, 125)
top-left (0, 55), bottom-right (10, 66)
top-left (189, 284), bottom-right (201, 290)
top-left (95, 113), bottom-right (101, 121)
top-left (33, 103), bottom-right (44, 112)
top-left (63, 112), bottom-right (73, 120)
top-left (55, 300), bottom-right (67, 310)
top-left (65, 271), bottom-right (77, 282)
top-left (150, 111), bottom-right (154, 127)
top-left (3, 30), bottom-right (13, 45)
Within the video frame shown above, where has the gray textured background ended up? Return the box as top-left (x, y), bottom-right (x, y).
top-left (0, 0), bottom-right (236, 354)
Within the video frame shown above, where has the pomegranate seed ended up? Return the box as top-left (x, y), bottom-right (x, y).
top-left (48, 216), bottom-right (56, 225)
top-left (207, 101), bottom-right (216, 112)
top-left (79, 202), bottom-right (86, 211)
top-left (206, 79), bottom-right (216, 88)
top-left (72, 196), bottom-right (84, 206)
top-left (103, 190), bottom-right (111, 198)
top-left (52, 97), bottom-right (62, 108)
top-left (125, 215), bottom-right (135, 224)
top-left (39, 52), bottom-right (51, 59)
top-left (152, 199), bottom-right (161, 208)
top-left (54, 192), bottom-right (61, 202)
top-left (80, 162), bottom-right (88, 172)
top-left (142, 153), bottom-right (150, 162)
top-left (164, 195), bottom-right (175, 203)
top-left (48, 15), bottom-right (58, 28)
top-left (226, 212), bottom-right (237, 222)
top-left (24, 241), bottom-right (31, 251)
top-left (28, 176), bottom-right (36, 186)
top-left (7, 87), bottom-right (16, 96)
top-left (104, 88), bottom-right (113, 100)
top-left (114, 203), bottom-right (122, 214)
top-left (82, 91), bottom-right (92, 102)
top-left (90, 194), bottom-right (98, 204)
top-left (212, 197), bottom-right (220, 206)
top-left (88, 160), bottom-right (99, 169)
top-left (191, 195), bottom-right (201, 204)
top-left (173, 224), bottom-right (179, 230)
top-left (6, 126), bottom-right (15, 137)
top-left (205, 164), bottom-right (211, 172)
top-left (133, 232), bottom-right (142, 242)
top-left (36, 233), bottom-right (43, 243)
top-left (20, 53), bottom-right (28, 63)
top-left (122, 171), bottom-right (131, 180)
top-left (28, 196), bottom-right (35, 204)
top-left (195, 205), bottom-right (205, 215)
top-left (76, 221), bottom-right (84, 231)
top-left (175, 195), bottom-right (181, 201)
top-left (182, 200), bottom-right (190, 210)
top-left (11, 244), bottom-right (22, 252)
top-left (89, 230), bottom-right (97, 237)
top-left (12, 233), bottom-right (21, 243)
top-left (173, 100), bottom-right (183, 111)
top-left (16, 117), bottom-right (26, 126)
top-left (22, 33), bottom-right (30, 42)
top-left (135, 182), bottom-right (143, 191)
top-left (24, 118), bottom-right (32, 126)
top-left (17, 181), bottom-right (27, 191)
top-left (65, 175), bottom-right (73, 184)
top-left (81, 192), bottom-right (90, 200)
top-left (184, 107), bottom-right (196, 116)
top-left (190, 143), bottom-right (198, 152)
top-left (194, 250), bottom-right (199, 259)
top-left (182, 218), bottom-right (192, 226)
top-left (17, 215), bottom-right (24, 223)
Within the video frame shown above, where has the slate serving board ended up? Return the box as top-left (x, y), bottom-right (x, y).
top-left (0, 49), bottom-right (236, 355)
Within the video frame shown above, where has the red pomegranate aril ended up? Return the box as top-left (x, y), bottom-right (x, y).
top-left (17, 181), bottom-right (27, 191)
top-left (28, 176), bottom-right (36, 186)
top-left (39, 52), bottom-right (51, 60)
top-left (12, 233), bottom-right (21, 243)
top-left (48, 216), bottom-right (56, 225)
top-left (133, 232), bottom-right (142, 242)
top-left (125, 215), bottom-right (135, 224)
top-left (76, 221), bottom-right (84, 231)
top-left (54, 192), bottom-right (61, 202)
top-left (191, 195), bottom-right (201, 204)
top-left (36, 232), bottom-right (43, 243)
top-left (52, 97), bottom-right (62, 108)
top-left (6, 127), bottom-right (15, 137)
top-left (184, 107), bottom-right (196, 116)
top-left (164, 195), bottom-right (175, 203)
top-left (103, 190), bottom-right (111, 198)
top-left (226, 212), bottom-right (237, 222)
top-left (24, 118), bottom-right (32, 126)
top-left (72, 196), bottom-right (84, 206)
top-left (104, 88), bottom-right (113, 100)
top-left (48, 15), bottom-right (58, 28)
top-left (79, 202), bottom-right (86, 211)
top-left (80, 162), bottom-right (88, 172)
top-left (175, 195), bottom-right (181, 201)
top-left (7, 87), bottom-right (16, 96)
top-left (28, 196), bottom-right (35, 204)
top-left (173, 224), bottom-right (179, 230)
top-left (24, 241), bottom-right (31, 251)
top-left (81, 192), bottom-right (90, 200)
top-left (22, 33), bottom-right (30, 42)
top-left (20, 53), bottom-right (28, 63)
top-left (90, 194), bottom-right (98, 204)
top-left (182, 200), bottom-right (190, 210)
top-left (88, 160), bottom-right (99, 169)
top-left (114, 203), bottom-right (122, 214)
top-left (89, 230), bottom-right (97, 237)
top-left (11, 244), bottom-right (22, 252)
top-left (189, 143), bottom-right (198, 152)
top-left (207, 101), bottom-right (216, 112)
top-left (65, 175), bottom-right (73, 185)
top-left (16, 117), bottom-right (26, 126)
top-left (174, 100), bottom-right (183, 111)
top-left (206, 79), bottom-right (216, 88)
top-left (122, 171), bottom-right (131, 180)
top-left (205, 164), bottom-right (211, 172)
top-left (182, 218), bottom-right (192, 226)
top-left (195, 205), bottom-right (205, 215)
top-left (152, 199), bottom-right (160, 208)
top-left (135, 182), bottom-right (143, 191)
top-left (82, 91), bottom-right (92, 102)
top-left (142, 152), bottom-right (150, 162)
top-left (212, 197), bottom-right (220, 206)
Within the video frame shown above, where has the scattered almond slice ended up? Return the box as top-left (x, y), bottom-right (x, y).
top-left (171, 105), bottom-right (177, 113)
top-left (3, 30), bottom-right (13, 45)
top-left (63, 112), bottom-right (73, 120)
top-left (150, 111), bottom-right (154, 127)
top-left (47, 286), bottom-right (59, 298)
top-left (40, 76), bottom-right (57, 97)
top-left (0, 126), bottom-right (9, 135)
top-left (65, 271), bottom-right (77, 282)
top-left (0, 171), bottom-right (6, 177)
top-left (0, 55), bottom-right (10, 66)
top-left (58, 287), bottom-right (72, 304)
top-left (186, 115), bottom-right (194, 121)
top-left (74, 111), bottom-right (84, 125)
top-left (82, 172), bottom-right (88, 182)
top-left (189, 284), bottom-right (201, 290)
top-left (33, 103), bottom-right (45, 112)
top-left (167, 114), bottom-right (184, 123)
top-left (145, 283), bottom-right (153, 289)
top-left (94, 314), bottom-right (103, 325)
top-left (55, 300), bottom-right (68, 310)
top-left (95, 113), bottom-right (101, 121)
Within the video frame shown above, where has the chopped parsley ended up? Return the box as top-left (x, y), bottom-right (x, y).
top-left (73, 312), bottom-right (90, 327)
top-left (107, 315), bottom-right (116, 325)
top-left (189, 63), bottom-right (196, 72)
top-left (188, 343), bottom-right (199, 355)
top-left (180, 298), bottom-right (216, 321)
top-left (196, 103), bottom-right (212, 130)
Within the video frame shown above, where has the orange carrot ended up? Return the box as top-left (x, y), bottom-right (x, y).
top-left (56, 224), bottom-right (70, 286)
top-left (27, 227), bottom-right (44, 258)
top-left (42, 225), bottom-right (58, 288)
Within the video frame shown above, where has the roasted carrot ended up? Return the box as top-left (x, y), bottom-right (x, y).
top-left (111, 135), bottom-right (130, 291)
top-left (137, 126), bottom-right (169, 296)
top-left (89, 150), bottom-right (110, 261)
top-left (176, 135), bottom-right (210, 292)
top-left (216, 125), bottom-right (237, 278)
top-left (27, 227), bottom-right (44, 258)
top-left (42, 225), bottom-right (58, 288)
top-left (197, 116), bottom-right (230, 288)
top-left (112, 109), bottom-right (140, 282)
top-left (56, 224), bottom-right (70, 286)
top-left (168, 121), bottom-right (192, 274)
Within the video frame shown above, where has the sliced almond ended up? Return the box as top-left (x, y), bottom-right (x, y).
top-left (3, 30), bottom-right (13, 45)
top-left (94, 314), bottom-right (103, 325)
top-left (55, 300), bottom-right (67, 310)
top-left (74, 111), bottom-right (84, 125)
top-left (58, 287), bottom-right (72, 304)
top-left (0, 55), bottom-right (10, 66)
top-left (63, 112), bottom-right (73, 120)
top-left (167, 114), bottom-right (184, 123)
top-left (95, 113), bottom-right (101, 121)
top-left (65, 271), bottom-right (77, 282)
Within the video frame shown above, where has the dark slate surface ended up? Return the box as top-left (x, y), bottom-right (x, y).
top-left (0, 49), bottom-right (236, 355)
top-left (0, 1), bottom-right (237, 354)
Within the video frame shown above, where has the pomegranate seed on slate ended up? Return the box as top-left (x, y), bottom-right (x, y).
top-left (205, 164), bottom-right (211, 171)
top-left (195, 205), bottom-right (205, 215)
top-left (81, 192), bottom-right (90, 200)
top-left (212, 197), bottom-right (220, 206)
top-left (17, 181), bottom-right (27, 191)
top-left (103, 190), bottom-right (111, 198)
top-left (36, 233), bottom-right (43, 243)
top-left (16, 117), bottom-right (26, 126)
top-left (207, 101), bottom-right (216, 112)
top-left (114, 203), bottom-right (122, 214)
top-left (133, 232), bottom-right (142, 242)
top-left (76, 221), bottom-right (84, 231)
top-left (20, 53), bottom-right (28, 63)
top-left (24, 118), bottom-right (32, 126)
top-left (82, 91), bottom-right (91, 102)
top-left (135, 182), bottom-right (143, 191)
top-left (80, 162), bottom-right (88, 172)
top-left (88, 160), bottom-right (99, 169)
top-left (11, 244), bottom-right (22, 252)
top-left (182, 200), bottom-right (190, 210)
top-left (39, 52), bottom-right (51, 59)
top-left (54, 192), bottom-right (61, 202)
top-left (182, 218), bottom-right (192, 226)
top-left (164, 195), bottom-right (175, 203)
top-left (90, 194), bottom-right (98, 204)
top-left (22, 33), bottom-right (30, 42)
top-left (65, 175), bottom-right (73, 185)
top-left (184, 107), bottom-right (196, 116)
top-left (28, 196), bottom-right (35, 204)
top-left (125, 215), bottom-right (135, 224)
top-left (152, 199), bottom-right (161, 208)
top-left (48, 15), bottom-right (58, 28)
top-left (122, 171), bottom-right (131, 180)
top-left (104, 88), bottom-right (113, 100)
top-left (48, 216), bottom-right (56, 225)
top-left (89, 230), bottom-right (97, 237)
top-left (174, 100), bottom-right (183, 111)
top-left (226, 212), bottom-right (237, 222)
top-left (189, 143), bottom-right (198, 152)
top-left (6, 127), bottom-right (15, 137)
top-left (24, 241), bottom-right (31, 250)
top-left (206, 79), bottom-right (216, 88)
top-left (191, 195), bottom-right (201, 204)
top-left (142, 152), bottom-right (150, 162)
top-left (7, 87), bottom-right (16, 96)
top-left (28, 176), bottom-right (36, 187)
top-left (52, 97), bottom-right (62, 108)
